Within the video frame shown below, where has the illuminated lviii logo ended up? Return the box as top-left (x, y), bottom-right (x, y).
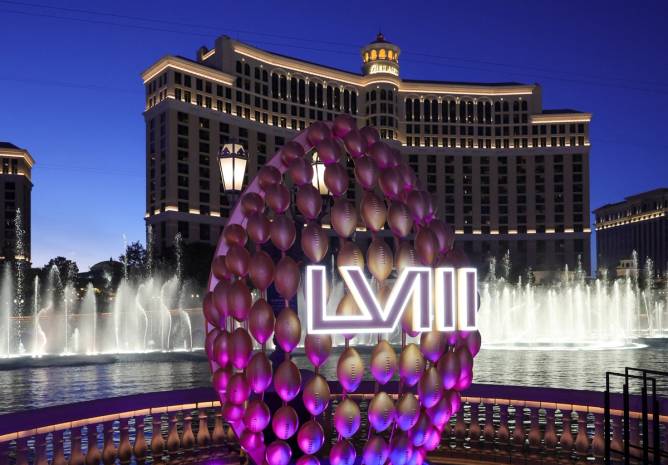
top-left (306, 266), bottom-right (477, 335)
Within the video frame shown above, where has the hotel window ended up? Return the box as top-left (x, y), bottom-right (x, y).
top-left (290, 78), bottom-right (297, 102)
top-left (447, 102), bottom-right (455, 122)
top-left (316, 84), bottom-right (323, 107)
top-left (307, 82), bottom-right (315, 104)
top-left (200, 224), bottom-right (210, 241)
top-left (326, 87), bottom-right (333, 109)
top-left (334, 88), bottom-right (341, 110)
top-left (178, 221), bottom-right (189, 239)
top-left (271, 74), bottom-right (279, 97)
top-left (279, 76), bottom-right (287, 99)
top-left (299, 79), bottom-right (306, 104)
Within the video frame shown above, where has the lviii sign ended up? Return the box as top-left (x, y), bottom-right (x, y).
top-left (306, 265), bottom-right (477, 335)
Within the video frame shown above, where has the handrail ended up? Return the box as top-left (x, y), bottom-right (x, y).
top-left (1, 383), bottom-right (664, 440)
top-left (0, 387), bottom-right (218, 438)
top-left (0, 383), bottom-right (665, 465)
top-left (463, 383), bottom-right (668, 414)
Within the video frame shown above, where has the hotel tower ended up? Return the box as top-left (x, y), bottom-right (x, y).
top-left (142, 34), bottom-right (591, 274)
top-left (0, 142), bottom-right (33, 262)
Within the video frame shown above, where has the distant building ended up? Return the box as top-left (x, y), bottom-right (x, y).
top-left (594, 188), bottom-right (668, 275)
top-left (0, 142), bottom-right (34, 262)
top-left (615, 259), bottom-right (637, 279)
top-left (77, 259), bottom-right (124, 304)
top-left (77, 259), bottom-right (124, 284)
top-left (142, 34), bottom-right (591, 274)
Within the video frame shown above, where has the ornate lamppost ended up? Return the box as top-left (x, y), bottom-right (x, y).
top-left (310, 150), bottom-right (333, 223)
top-left (218, 143), bottom-right (248, 208)
top-left (311, 151), bottom-right (329, 196)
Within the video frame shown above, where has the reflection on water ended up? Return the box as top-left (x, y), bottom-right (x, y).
top-left (1, 344), bottom-right (666, 415)
top-left (472, 345), bottom-right (668, 393)
top-left (0, 361), bottom-right (212, 414)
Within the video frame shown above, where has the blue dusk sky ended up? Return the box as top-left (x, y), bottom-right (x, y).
top-left (0, 0), bottom-right (666, 270)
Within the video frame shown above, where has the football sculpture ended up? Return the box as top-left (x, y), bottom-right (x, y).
top-left (204, 116), bottom-right (481, 465)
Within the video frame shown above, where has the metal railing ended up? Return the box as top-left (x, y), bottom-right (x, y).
top-left (605, 368), bottom-right (668, 465)
top-left (0, 383), bottom-right (665, 464)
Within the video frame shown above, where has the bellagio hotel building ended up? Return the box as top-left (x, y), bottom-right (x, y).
top-left (142, 34), bottom-right (592, 274)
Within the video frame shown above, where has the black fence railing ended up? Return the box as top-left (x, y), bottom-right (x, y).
top-left (605, 367), bottom-right (667, 465)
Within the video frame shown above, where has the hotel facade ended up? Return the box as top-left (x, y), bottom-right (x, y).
top-left (0, 142), bottom-right (33, 262)
top-left (594, 188), bottom-right (668, 275)
top-left (142, 34), bottom-right (592, 274)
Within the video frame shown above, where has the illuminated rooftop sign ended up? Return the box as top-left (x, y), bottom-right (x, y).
top-left (306, 265), bottom-right (477, 334)
top-left (368, 63), bottom-right (399, 76)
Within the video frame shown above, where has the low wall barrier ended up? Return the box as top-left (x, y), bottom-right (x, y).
top-left (0, 388), bottom-right (238, 465)
top-left (0, 384), bottom-right (665, 464)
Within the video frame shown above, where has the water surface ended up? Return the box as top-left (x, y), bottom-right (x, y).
top-left (1, 343), bottom-right (666, 414)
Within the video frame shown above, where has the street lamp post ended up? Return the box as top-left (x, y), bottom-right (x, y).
top-left (311, 152), bottom-right (329, 196)
top-left (218, 143), bottom-right (248, 210)
top-left (311, 151), bottom-right (334, 220)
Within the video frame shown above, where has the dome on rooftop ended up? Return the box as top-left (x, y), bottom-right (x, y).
top-left (360, 33), bottom-right (401, 76)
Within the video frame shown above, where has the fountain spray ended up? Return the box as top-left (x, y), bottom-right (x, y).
top-left (13, 208), bottom-right (25, 351)
top-left (0, 263), bottom-right (12, 356)
top-left (146, 225), bottom-right (154, 279)
top-left (174, 232), bottom-right (183, 284)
